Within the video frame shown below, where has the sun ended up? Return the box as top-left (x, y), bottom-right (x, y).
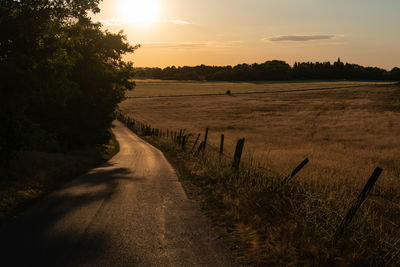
top-left (118, 0), bottom-right (160, 26)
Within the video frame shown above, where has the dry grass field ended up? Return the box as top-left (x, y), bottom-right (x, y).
top-left (120, 81), bottom-right (400, 264)
top-left (128, 79), bottom-right (392, 97)
top-left (122, 81), bottom-right (400, 192)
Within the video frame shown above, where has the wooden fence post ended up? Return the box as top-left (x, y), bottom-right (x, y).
top-left (219, 134), bottom-right (224, 162)
top-left (191, 134), bottom-right (201, 152)
top-left (195, 141), bottom-right (205, 156)
top-left (182, 136), bottom-right (187, 151)
top-left (280, 158), bottom-right (310, 187)
top-left (334, 167), bottom-right (383, 242)
top-left (178, 129), bottom-right (183, 145)
top-left (232, 138), bottom-right (245, 172)
top-left (203, 128), bottom-right (209, 151)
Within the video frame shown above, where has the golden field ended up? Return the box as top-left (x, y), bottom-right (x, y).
top-left (127, 79), bottom-right (392, 97)
top-left (120, 80), bottom-right (400, 264)
top-left (122, 81), bottom-right (400, 194)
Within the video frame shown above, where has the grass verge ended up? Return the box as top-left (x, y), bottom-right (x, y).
top-left (0, 131), bottom-right (119, 226)
top-left (125, 122), bottom-right (400, 266)
top-left (144, 137), bottom-right (336, 266)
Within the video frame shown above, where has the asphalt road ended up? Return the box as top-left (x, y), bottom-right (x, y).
top-left (0, 121), bottom-right (235, 267)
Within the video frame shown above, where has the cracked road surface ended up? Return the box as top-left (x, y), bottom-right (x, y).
top-left (0, 121), bottom-right (235, 267)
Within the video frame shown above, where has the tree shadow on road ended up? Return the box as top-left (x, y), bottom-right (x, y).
top-left (0, 164), bottom-right (143, 266)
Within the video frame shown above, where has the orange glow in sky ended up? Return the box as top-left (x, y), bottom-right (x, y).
top-left (93, 0), bottom-right (400, 70)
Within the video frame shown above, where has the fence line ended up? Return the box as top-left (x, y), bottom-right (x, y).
top-left (116, 112), bottom-right (399, 265)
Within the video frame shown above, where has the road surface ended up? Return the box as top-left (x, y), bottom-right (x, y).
top-left (0, 121), bottom-right (235, 266)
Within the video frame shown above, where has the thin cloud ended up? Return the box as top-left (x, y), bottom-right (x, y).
top-left (99, 18), bottom-right (192, 27)
top-left (266, 34), bottom-right (336, 42)
top-left (99, 19), bottom-right (124, 27)
top-left (165, 19), bottom-right (191, 25)
top-left (143, 42), bottom-right (208, 49)
top-left (142, 40), bottom-right (243, 50)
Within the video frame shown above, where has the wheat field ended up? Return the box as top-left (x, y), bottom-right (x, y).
top-left (121, 82), bottom-right (400, 194)
top-left (120, 81), bottom-right (400, 264)
top-left (127, 79), bottom-right (393, 97)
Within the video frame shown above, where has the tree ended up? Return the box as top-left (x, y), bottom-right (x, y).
top-left (0, 0), bottom-right (138, 165)
top-left (390, 67), bottom-right (400, 81)
top-left (135, 61), bottom-right (398, 82)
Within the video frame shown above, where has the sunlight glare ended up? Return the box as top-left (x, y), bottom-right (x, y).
top-left (118, 0), bottom-right (160, 26)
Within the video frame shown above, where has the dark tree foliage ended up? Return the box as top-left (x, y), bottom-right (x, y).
top-left (136, 59), bottom-right (399, 81)
top-left (391, 67), bottom-right (400, 81)
top-left (0, 0), bottom-right (138, 165)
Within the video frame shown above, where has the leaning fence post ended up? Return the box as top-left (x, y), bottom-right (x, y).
top-left (334, 167), bottom-right (383, 242)
top-left (203, 128), bottom-right (209, 151)
top-left (191, 134), bottom-right (201, 152)
top-left (182, 135), bottom-right (187, 151)
top-left (280, 158), bottom-right (310, 188)
top-left (219, 134), bottom-right (224, 162)
top-left (195, 141), bottom-right (205, 156)
top-left (232, 138), bottom-right (245, 172)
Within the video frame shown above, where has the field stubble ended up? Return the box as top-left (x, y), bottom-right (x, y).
top-left (120, 81), bottom-right (400, 265)
top-left (128, 79), bottom-right (392, 98)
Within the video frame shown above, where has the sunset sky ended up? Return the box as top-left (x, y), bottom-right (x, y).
top-left (92, 0), bottom-right (400, 70)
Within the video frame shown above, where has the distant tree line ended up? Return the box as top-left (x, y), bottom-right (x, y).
top-left (135, 59), bottom-right (400, 81)
top-left (0, 0), bottom-right (137, 165)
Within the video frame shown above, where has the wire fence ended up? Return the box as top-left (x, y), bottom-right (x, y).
top-left (117, 112), bottom-right (400, 266)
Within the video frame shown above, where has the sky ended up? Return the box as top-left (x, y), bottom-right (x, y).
top-left (92, 0), bottom-right (400, 70)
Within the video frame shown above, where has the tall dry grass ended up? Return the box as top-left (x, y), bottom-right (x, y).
top-left (128, 80), bottom-right (394, 97)
top-left (120, 83), bottom-right (400, 265)
top-left (121, 84), bottom-right (400, 194)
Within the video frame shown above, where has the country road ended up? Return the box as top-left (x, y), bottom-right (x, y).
top-left (0, 121), bottom-right (235, 267)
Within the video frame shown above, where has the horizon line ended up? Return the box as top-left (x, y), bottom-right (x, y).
top-left (132, 59), bottom-right (399, 72)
